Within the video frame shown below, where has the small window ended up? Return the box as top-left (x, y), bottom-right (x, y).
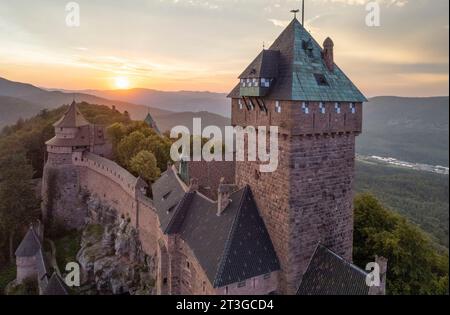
top-left (238, 99), bottom-right (243, 110)
top-left (248, 98), bottom-right (255, 111)
top-left (335, 102), bottom-right (341, 114)
top-left (319, 102), bottom-right (326, 114)
top-left (163, 278), bottom-right (168, 285)
top-left (252, 78), bottom-right (259, 87)
top-left (237, 281), bottom-right (246, 288)
top-left (261, 78), bottom-right (271, 88)
top-left (162, 191), bottom-right (171, 200)
top-left (350, 103), bottom-right (356, 114)
top-left (314, 73), bottom-right (329, 86)
top-left (186, 261), bottom-right (190, 269)
top-left (302, 102), bottom-right (310, 114)
top-left (275, 101), bottom-right (282, 113)
top-left (225, 286), bottom-right (229, 294)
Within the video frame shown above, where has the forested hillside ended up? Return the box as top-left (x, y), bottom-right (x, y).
top-left (356, 161), bottom-right (449, 248)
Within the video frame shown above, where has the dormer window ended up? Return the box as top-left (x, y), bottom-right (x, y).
top-left (302, 102), bottom-right (310, 114)
top-left (162, 191), bottom-right (171, 200)
top-left (319, 102), bottom-right (326, 114)
top-left (335, 102), bottom-right (341, 114)
top-left (314, 73), bottom-right (329, 86)
top-left (275, 101), bottom-right (282, 113)
top-left (350, 103), bottom-right (356, 114)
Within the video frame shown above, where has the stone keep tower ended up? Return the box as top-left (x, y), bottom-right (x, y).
top-left (228, 18), bottom-right (366, 294)
top-left (42, 101), bottom-right (110, 229)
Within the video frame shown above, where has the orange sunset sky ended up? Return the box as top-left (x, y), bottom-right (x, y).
top-left (0, 0), bottom-right (448, 97)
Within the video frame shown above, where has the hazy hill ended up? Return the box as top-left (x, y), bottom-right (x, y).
top-left (358, 96), bottom-right (449, 166)
top-left (75, 88), bottom-right (231, 117)
top-left (0, 96), bottom-right (45, 127)
top-left (0, 77), bottom-right (172, 127)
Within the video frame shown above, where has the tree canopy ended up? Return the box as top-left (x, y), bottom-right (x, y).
top-left (353, 193), bottom-right (449, 295)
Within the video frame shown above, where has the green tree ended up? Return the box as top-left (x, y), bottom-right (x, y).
top-left (353, 193), bottom-right (449, 295)
top-left (130, 150), bottom-right (161, 183)
top-left (0, 152), bottom-right (40, 263)
top-left (116, 131), bottom-right (147, 167)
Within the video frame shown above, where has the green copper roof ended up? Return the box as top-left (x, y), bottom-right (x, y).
top-left (229, 18), bottom-right (367, 103)
top-left (144, 112), bottom-right (161, 134)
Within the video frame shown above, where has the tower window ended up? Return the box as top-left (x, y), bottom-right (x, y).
top-left (314, 74), bottom-right (329, 86)
top-left (261, 78), bottom-right (271, 88)
top-left (302, 102), bottom-right (310, 114)
top-left (275, 101), bottom-right (282, 113)
top-left (335, 102), bottom-right (341, 114)
top-left (350, 103), bottom-right (356, 114)
top-left (319, 102), bottom-right (326, 114)
top-left (248, 98), bottom-right (255, 111)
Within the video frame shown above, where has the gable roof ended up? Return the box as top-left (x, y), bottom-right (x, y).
top-left (53, 101), bottom-right (90, 128)
top-left (229, 18), bottom-right (367, 103)
top-left (151, 171), bottom-right (280, 288)
top-left (15, 227), bottom-right (41, 257)
top-left (43, 273), bottom-right (70, 295)
top-left (297, 244), bottom-right (370, 295)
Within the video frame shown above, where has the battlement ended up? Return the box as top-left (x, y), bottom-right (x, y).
top-left (231, 99), bottom-right (362, 135)
top-left (72, 151), bottom-right (147, 198)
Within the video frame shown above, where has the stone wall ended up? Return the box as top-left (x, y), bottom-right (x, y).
top-left (41, 163), bottom-right (87, 229)
top-left (233, 98), bottom-right (361, 294)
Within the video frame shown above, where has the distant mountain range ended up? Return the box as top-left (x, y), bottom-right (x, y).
top-left (357, 96), bottom-right (449, 166)
top-left (1, 77), bottom-right (448, 166)
top-left (74, 88), bottom-right (231, 118)
top-left (0, 77), bottom-right (229, 133)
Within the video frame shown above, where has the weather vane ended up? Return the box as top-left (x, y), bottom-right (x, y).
top-left (290, 9), bottom-right (300, 19)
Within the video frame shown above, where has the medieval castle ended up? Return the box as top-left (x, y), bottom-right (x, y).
top-left (14, 18), bottom-right (387, 295)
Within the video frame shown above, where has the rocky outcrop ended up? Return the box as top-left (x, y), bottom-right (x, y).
top-left (76, 196), bottom-right (155, 295)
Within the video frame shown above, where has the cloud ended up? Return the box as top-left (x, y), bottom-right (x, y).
top-left (268, 19), bottom-right (290, 28)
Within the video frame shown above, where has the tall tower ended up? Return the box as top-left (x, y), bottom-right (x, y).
top-left (42, 101), bottom-right (110, 229)
top-left (228, 18), bottom-right (366, 294)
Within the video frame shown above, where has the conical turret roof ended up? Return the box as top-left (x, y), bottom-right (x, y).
top-left (53, 101), bottom-right (90, 128)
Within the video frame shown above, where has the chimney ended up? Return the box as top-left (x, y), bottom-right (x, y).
top-left (323, 37), bottom-right (334, 72)
top-left (189, 178), bottom-right (199, 192)
top-left (217, 178), bottom-right (231, 216)
top-left (369, 256), bottom-right (388, 295)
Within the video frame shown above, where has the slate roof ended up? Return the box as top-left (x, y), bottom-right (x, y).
top-left (15, 227), bottom-right (41, 257)
top-left (229, 18), bottom-right (367, 103)
top-left (54, 101), bottom-right (90, 128)
top-left (239, 50), bottom-right (280, 79)
top-left (297, 244), bottom-right (370, 295)
top-left (151, 166), bottom-right (189, 232)
top-left (151, 171), bottom-right (280, 288)
top-left (43, 273), bottom-right (70, 295)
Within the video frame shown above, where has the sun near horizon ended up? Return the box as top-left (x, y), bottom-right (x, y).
top-left (114, 76), bottom-right (131, 90)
